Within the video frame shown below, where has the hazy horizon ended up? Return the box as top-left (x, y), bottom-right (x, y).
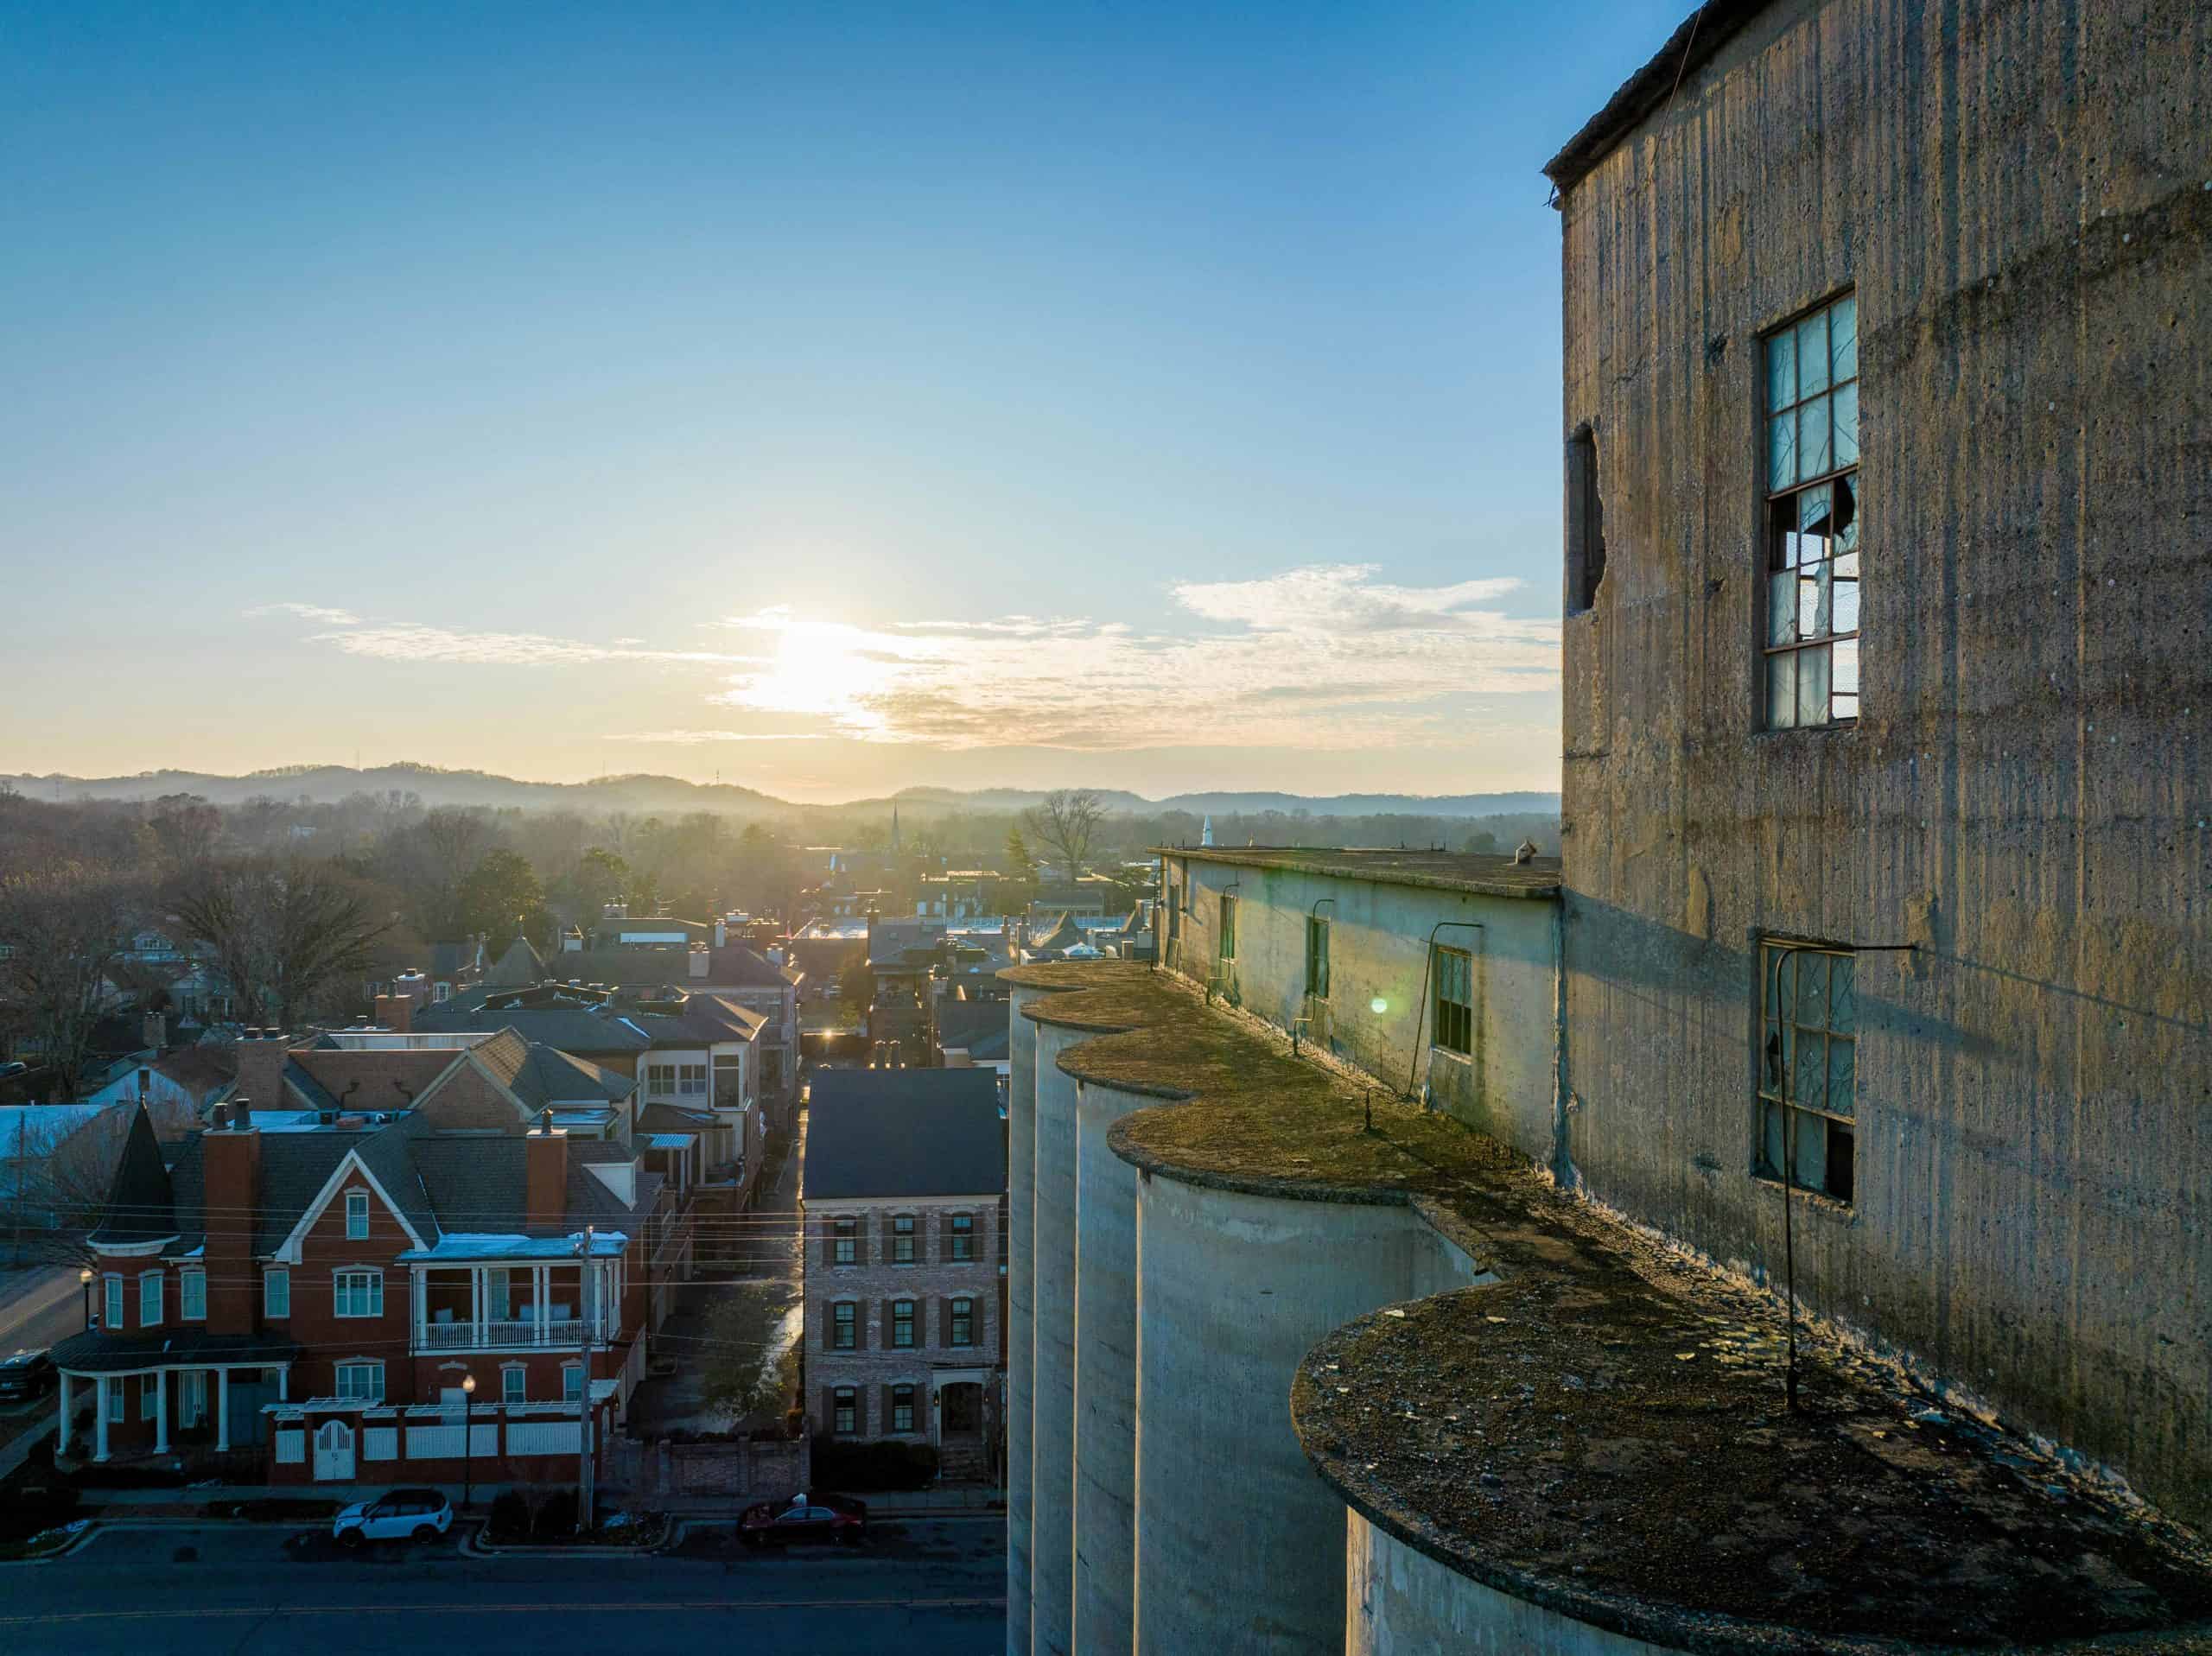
top-left (2, 3), bottom-right (1679, 798)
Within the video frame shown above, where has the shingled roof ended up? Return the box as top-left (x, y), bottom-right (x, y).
top-left (87, 1104), bottom-right (176, 1245)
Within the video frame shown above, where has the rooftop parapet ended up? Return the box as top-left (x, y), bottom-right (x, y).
top-left (1001, 959), bottom-right (2212, 1653)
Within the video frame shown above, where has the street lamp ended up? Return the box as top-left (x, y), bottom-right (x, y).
top-left (461, 1374), bottom-right (477, 1513)
top-left (79, 1268), bottom-right (93, 1330)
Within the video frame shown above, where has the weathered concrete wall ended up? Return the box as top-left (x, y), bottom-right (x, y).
top-left (1344, 1512), bottom-right (1675, 1656)
top-left (1163, 856), bottom-right (1560, 1166)
top-left (1007, 986), bottom-right (1040, 1655)
top-left (1132, 1174), bottom-right (1483, 1653)
top-left (1072, 1076), bottom-right (1147, 1656)
top-left (1557, 0), bottom-right (2211, 1521)
top-left (1031, 1019), bottom-right (1086, 1656)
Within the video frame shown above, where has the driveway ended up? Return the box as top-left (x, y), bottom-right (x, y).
top-left (0, 1516), bottom-right (1006, 1655)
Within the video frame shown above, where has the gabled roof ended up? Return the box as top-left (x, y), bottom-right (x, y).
top-left (624, 994), bottom-right (766, 1048)
top-left (88, 1104), bottom-right (175, 1244)
top-left (1028, 912), bottom-right (1087, 956)
top-left (505, 1044), bottom-right (634, 1111)
top-left (486, 936), bottom-right (550, 987)
top-left (804, 1069), bottom-right (1005, 1201)
top-left (414, 1000), bottom-right (653, 1055)
top-left (935, 999), bottom-right (1010, 1058)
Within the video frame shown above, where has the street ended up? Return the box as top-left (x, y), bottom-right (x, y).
top-left (0, 1516), bottom-right (1006, 1654)
top-left (0, 1266), bottom-right (86, 1360)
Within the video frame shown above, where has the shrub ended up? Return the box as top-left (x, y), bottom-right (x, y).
top-left (532, 1488), bottom-right (579, 1539)
top-left (486, 1489), bottom-right (528, 1541)
top-left (0, 1473), bottom-right (79, 1544)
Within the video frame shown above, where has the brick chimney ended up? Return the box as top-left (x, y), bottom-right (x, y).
top-left (526, 1109), bottom-right (567, 1233)
top-left (234, 1031), bottom-right (289, 1112)
top-left (372, 993), bottom-right (413, 1034)
top-left (201, 1110), bottom-right (261, 1335)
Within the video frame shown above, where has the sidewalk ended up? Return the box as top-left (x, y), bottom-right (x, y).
top-left (68, 1479), bottom-right (1001, 1520)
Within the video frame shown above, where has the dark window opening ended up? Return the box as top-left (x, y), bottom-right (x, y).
top-left (1756, 940), bottom-right (1858, 1205)
top-left (1566, 423), bottom-right (1607, 615)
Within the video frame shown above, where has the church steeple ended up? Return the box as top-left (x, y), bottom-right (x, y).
top-left (892, 805), bottom-right (902, 852)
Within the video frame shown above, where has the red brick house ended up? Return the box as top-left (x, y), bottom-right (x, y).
top-left (50, 1037), bottom-right (683, 1488)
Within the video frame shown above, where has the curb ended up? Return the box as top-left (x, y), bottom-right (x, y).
top-left (0, 1521), bottom-right (100, 1568)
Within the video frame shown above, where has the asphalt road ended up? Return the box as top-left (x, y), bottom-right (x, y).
top-left (0, 1515), bottom-right (1007, 1655)
top-left (0, 1266), bottom-right (84, 1358)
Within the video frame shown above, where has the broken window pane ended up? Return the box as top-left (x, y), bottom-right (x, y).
top-left (1832, 574), bottom-right (1859, 636)
top-left (1797, 481), bottom-right (1834, 540)
top-left (1796, 1031), bottom-right (1828, 1110)
top-left (1767, 650), bottom-right (1798, 729)
top-left (1827, 1037), bottom-right (1855, 1118)
top-left (1799, 395), bottom-right (1832, 479)
top-left (1766, 327), bottom-right (1796, 413)
top-left (1829, 295), bottom-right (1857, 383)
top-left (1796, 313), bottom-right (1830, 397)
top-left (1769, 571), bottom-right (1798, 645)
top-left (1792, 1104), bottom-right (1827, 1189)
top-left (1797, 560), bottom-right (1832, 638)
top-left (1794, 952), bottom-right (1827, 1024)
top-left (1769, 413), bottom-right (1796, 493)
top-left (1796, 642), bottom-right (1831, 726)
top-left (1833, 380), bottom-right (1859, 466)
top-left (1829, 956), bottom-right (1854, 1033)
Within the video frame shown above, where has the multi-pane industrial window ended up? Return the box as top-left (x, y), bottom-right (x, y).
top-left (1306, 917), bottom-right (1331, 999)
top-left (1764, 294), bottom-right (1860, 728)
top-left (1757, 941), bottom-right (1857, 1204)
top-left (833, 1386), bottom-right (856, 1434)
top-left (181, 1269), bottom-right (206, 1320)
top-left (334, 1270), bottom-right (383, 1317)
top-left (892, 1383), bottom-right (915, 1432)
top-left (1218, 894), bottom-right (1237, 961)
top-left (832, 1217), bottom-right (855, 1266)
top-left (891, 1298), bottom-right (916, 1348)
top-left (832, 1302), bottom-right (856, 1349)
top-left (1432, 947), bottom-right (1473, 1056)
top-left (950, 1296), bottom-right (975, 1348)
top-left (893, 1215), bottom-right (916, 1264)
top-left (335, 1361), bottom-right (384, 1403)
top-left (950, 1213), bottom-right (974, 1261)
top-left (346, 1190), bottom-right (370, 1240)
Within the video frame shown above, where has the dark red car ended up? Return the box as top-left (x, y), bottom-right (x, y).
top-left (738, 1490), bottom-right (868, 1548)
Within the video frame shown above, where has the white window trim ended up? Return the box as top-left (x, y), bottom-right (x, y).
top-left (264, 1266), bottom-right (290, 1318)
top-left (334, 1360), bottom-right (385, 1404)
top-left (139, 1270), bottom-right (164, 1329)
top-left (500, 1362), bottom-right (527, 1404)
top-left (333, 1267), bottom-right (385, 1319)
top-left (104, 1275), bottom-right (125, 1329)
top-left (344, 1189), bottom-right (371, 1240)
top-left (181, 1268), bottom-right (207, 1321)
top-left (561, 1361), bottom-right (584, 1403)
top-left (270, 1150), bottom-right (426, 1265)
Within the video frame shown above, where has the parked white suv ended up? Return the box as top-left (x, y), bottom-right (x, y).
top-left (333, 1488), bottom-right (454, 1547)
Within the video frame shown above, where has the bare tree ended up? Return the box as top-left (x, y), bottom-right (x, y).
top-left (170, 857), bottom-right (394, 1029)
top-left (0, 860), bottom-right (146, 1099)
top-left (1021, 789), bottom-right (1106, 885)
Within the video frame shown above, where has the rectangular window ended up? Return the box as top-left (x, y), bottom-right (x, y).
top-left (345, 1190), bottom-right (370, 1240)
top-left (334, 1270), bottom-right (384, 1318)
top-left (1432, 947), bottom-right (1473, 1056)
top-left (832, 1302), bottom-right (856, 1349)
top-left (678, 1063), bottom-right (709, 1096)
top-left (950, 1213), bottom-right (974, 1261)
top-left (181, 1269), bottom-right (207, 1320)
top-left (950, 1296), bottom-right (974, 1348)
top-left (1757, 942), bottom-right (1858, 1203)
top-left (832, 1217), bottom-right (856, 1266)
top-left (264, 1267), bottom-right (290, 1318)
top-left (645, 1063), bottom-right (677, 1097)
top-left (179, 1371), bottom-right (207, 1428)
top-left (140, 1375), bottom-right (157, 1421)
top-left (892, 1383), bottom-right (914, 1432)
top-left (563, 1364), bottom-right (584, 1403)
top-left (1218, 893), bottom-right (1237, 961)
top-left (335, 1361), bottom-right (384, 1403)
top-left (502, 1366), bottom-right (526, 1404)
top-left (893, 1215), bottom-right (915, 1265)
top-left (1764, 294), bottom-right (1860, 728)
top-left (833, 1386), bottom-right (855, 1435)
top-left (139, 1272), bottom-right (163, 1328)
top-left (104, 1276), bottom-right (124, 1329)
top-left (891, 1298), bottom-right (916, 1349)
top-left (1306, 916), bottom-right (1331, 1000)
top-left (105, 1380), bottom-right (124, 1422)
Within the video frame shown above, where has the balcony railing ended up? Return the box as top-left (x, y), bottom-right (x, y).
top-left (417, 1317), bottom-right (589, 1352)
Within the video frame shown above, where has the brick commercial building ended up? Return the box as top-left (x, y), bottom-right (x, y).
top-left (802, 1067), bottom-right (1005, 1482)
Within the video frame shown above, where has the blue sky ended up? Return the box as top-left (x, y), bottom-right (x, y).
top-left (1, 1), bottom-right (1679, 802)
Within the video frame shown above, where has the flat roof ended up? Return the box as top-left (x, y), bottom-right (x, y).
top-left (1000, 961), bottom-right (2212, 1652)
top-left (1541, 0), bottom-right (1771, 194)
top-left (1153, 845), bottom-right (1560, 901)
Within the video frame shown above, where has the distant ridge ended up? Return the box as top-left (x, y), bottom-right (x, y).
top-left (0, 762), bottom-right (1557, 821)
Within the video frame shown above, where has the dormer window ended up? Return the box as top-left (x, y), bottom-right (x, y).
top-left (346, 1190), bottom-right (370, 1240)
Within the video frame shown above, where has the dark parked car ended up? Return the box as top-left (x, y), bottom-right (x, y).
top-left (738, 1490), bottom-right (868, 1547)
top-left (0, 1348), bottom-right (56, 1403)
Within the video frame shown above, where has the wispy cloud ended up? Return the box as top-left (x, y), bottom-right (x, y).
top-left (259, 564), bottom-right (1556, 752)
top-left (245, 601), bottom-right (362, 626)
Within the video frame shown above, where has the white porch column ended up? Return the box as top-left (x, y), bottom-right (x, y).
top-left (154, 1369), bottom-right (168, 1455)
top-left (216, 1367), bottom-right (231, 1452)
top-left (474, 1266), bottom-right (486, 1343)
top-left (410, 1267), bottom-right (425, 1349)
top-left (94, 1377), bottom-right (111, 1462)
top-left (534, 1266), bottom-right (550, 1341)
top-left (55, 1374), bottom-right (71, 1456)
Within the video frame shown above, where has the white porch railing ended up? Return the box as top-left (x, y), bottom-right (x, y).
top-left (416, 1317), bottom-right (589, 1352)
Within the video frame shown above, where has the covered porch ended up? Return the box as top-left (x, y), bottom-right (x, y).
top-left (48, 1329), bottom-right (299, 1464)
top-left (404, 1234), bottom-right (626, 1355)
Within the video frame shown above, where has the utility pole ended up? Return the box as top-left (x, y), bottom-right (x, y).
top-left (576, 1224), bottom-right (594, 1532)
